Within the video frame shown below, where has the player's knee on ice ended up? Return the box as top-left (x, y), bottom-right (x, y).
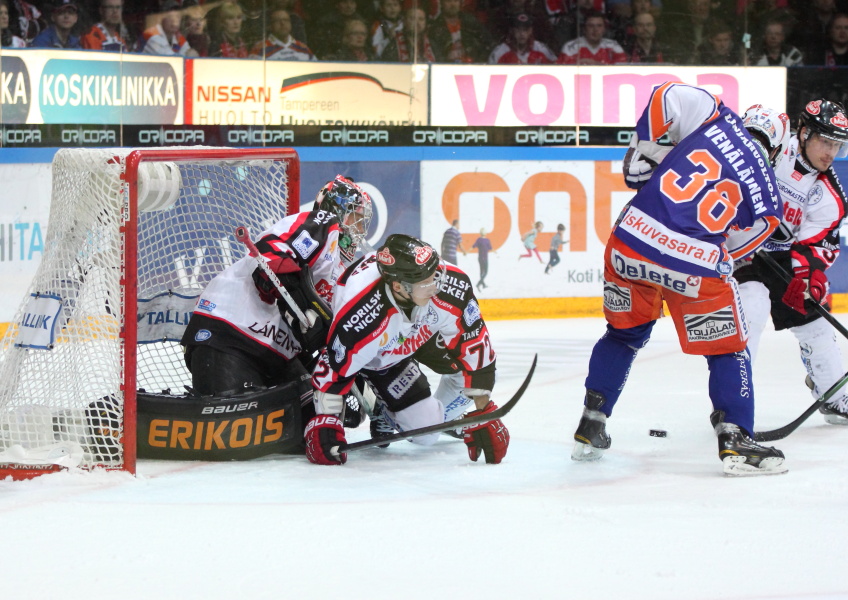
top-left (388, 396), bottom-right (445, 445)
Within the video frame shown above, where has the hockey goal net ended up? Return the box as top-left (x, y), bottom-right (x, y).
top-left (0, 147), bottom-right (300, 479)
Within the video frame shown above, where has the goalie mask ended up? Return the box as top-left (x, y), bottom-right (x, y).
top-left (742, 104), bottom-right (791, 168)
top-left (798, 98), bottom-right (848, 159)
top-left (376, 234), bottom-right (445, 307)
top-left (314, 175), bottom-right (373, 263)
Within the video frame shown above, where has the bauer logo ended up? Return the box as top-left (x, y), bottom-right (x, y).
top-left (0, 56), bottom-right (31, 123)
top-left (684, 307), bottom-right (737, 343)
top-left (603, 282), bottom-right (631, 312)
top-left (39, 59), bottom-right (179, 124)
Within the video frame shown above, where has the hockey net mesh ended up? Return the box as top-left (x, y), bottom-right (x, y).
top-left (0, 147), bottom-right (295, 473)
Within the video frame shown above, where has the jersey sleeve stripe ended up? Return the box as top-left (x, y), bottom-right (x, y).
top-left (647, 81), bottom-right (677, 141)
top-left (729, 216), bottom-right (779, 260)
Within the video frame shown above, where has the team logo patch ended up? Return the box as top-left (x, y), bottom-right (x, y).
top-left (683, 307), bottom-right (738, 343)
top-left (715, 261), bottom-right (732, 276)
top-left (377, 247), bottom-right (395, 265)
top-left (463, 299), bottom-right (482, 326)
top-left (832, 112), bottom-right (848, 129)
top-left (292, 230), bottom-right (319, 259)
top-left (414, 245), bottom-right (433, 265)
top-left (197, 298), bottom-right (216, 312)
top-left (194, 329), bottom-right (212, 342)
top-left (808, 185), bottom-right (824, 206)
top-left (806, 100), bottom-right (822, 115)
top-left (604, 281), bottom-right (631, 312)
top-left (792, 171), bottom-right (803, 181)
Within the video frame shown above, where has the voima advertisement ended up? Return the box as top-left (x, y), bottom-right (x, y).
top-left (429, 65), bottom-right (787, 127)
top-left (0, 50), bottom-right (183, 125)
top-left (186, 60), bottom-right (428, 126)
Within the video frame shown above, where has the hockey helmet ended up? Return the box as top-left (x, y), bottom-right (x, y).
top-left (742, 104), bottom-right (791, 168)
top-left (798, 98), bottom-right (848, 158)
top-left (314, 175), bottom-right (373, 262)
top-left (376, 234), bottom-right (441, 284)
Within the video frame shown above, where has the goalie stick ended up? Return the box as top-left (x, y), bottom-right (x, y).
top-left (750, 250), bottom-right (848, 441)
top-left (331, 354), bottom-right (537, 455)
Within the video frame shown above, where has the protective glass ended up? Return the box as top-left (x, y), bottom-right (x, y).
top-left (811, 131), bottom-right (848, 158)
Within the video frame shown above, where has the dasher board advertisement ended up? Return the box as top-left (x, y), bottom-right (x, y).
top-left (429, 65), bottom-right (786, 127)
top-left (186, 60), bottom-right (429, 126)
top-left (0, 50), bottom-right (183, 125)
top-left (420, 160), bottom-right (637, 298)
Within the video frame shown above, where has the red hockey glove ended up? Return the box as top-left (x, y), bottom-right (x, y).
top-left (462, 401), bottom-right (509, 464)
top-left (304, 415), bottom-right (347, 465)
top-left (251, 256), bottom-right (300, 304)
top-left (782, 267), bottom-right (828, 314)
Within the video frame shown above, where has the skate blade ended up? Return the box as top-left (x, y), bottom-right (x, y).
top-left (823, 413), bottom-right (848, 426)
top-left (571, 441), bottom-right (605, 461)
top-left (722, 455), bottom-right (788, 476)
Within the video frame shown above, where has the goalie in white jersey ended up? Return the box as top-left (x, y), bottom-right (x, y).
top-left (306, 234), bottom-right (508, 466)
top-left (734, 98), bottom-right (848, 424)
top-left (181, 176), bottom-right (372, 397)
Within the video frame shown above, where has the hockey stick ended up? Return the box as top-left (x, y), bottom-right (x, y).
top-left (235, 226), bottom-right (311, 324)
top-left (756, 249), bottom-right (848, 340)
top-left (332, 354), bottom-right (537, 455)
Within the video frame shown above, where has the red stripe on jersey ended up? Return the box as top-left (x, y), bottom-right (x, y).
top-left (798, 174), bottom-right (845, 246)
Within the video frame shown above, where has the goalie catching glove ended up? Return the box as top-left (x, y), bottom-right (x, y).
top-left (304, 414), bottom-right (347, 465)
top-left (783, 265), bottom-right (828, 315)
top-left (462, 401), bottom-right (510, 464)
top-left (623, 139), bottom-right (672, 190)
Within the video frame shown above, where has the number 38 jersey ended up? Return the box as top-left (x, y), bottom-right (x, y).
top-left (614, 82), bottom-right (783, 279)
top-left (312, 255), bottom-right (496, 396)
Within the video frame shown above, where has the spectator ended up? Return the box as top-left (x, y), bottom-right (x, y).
top-left (9, 0), bottom-right (44, 43)
top-left (751, 19), bottom-right (803, 65)
top-left (0, 0), bottom-right (25, 46)
top-left (31, 0), bottom-right (81, 48)
top-left (428, 0), bottom-right (492, 62)
top-left (696, 19), bottom-right (741, 65)
top-left (181, 5), bottom-right (209, 56)
top-left (440, 219), bottom-right (467, 264)
top-left (80, 0), bottom-right (131, 51)
top-left (327, 16), bottom-right (372, 60)
top-left (489, 0), bottom-right (553, 49)
top-left (609, 0), bottom-right (654, 44)
top-left (809, 12), bottom-right (848, 65)
top-left (791, 0), bottom-right (847, 58)
top-left (240, 0), bottom-right (266, 50)
top-left (607, 0), bottom-right (661, 20)
top-left (250, 8), bottom-right (316, 60)
top-left (311, 0), bottom-right (363, 58)
top-left (624, 11), bottom-right (665, 62)
top-left (661, 0), bottom-right (711, 64)
top-left (208, 1), bottom-right (248, 57)
top-left (489, 11), bottom-right (556, 63)
top-left (558, 10), bottom-right (627, 64)
top-left (277, 0), bottom-right (308, 44)
top-left (382, 6), bottom-right (438, 61)
top-left (140, 9), bottom-right (194, 55)
top-left (370, 0), bottom-right (402, 58)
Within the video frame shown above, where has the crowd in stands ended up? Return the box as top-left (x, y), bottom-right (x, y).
top-left (0, 0), bottom-right (846, 66)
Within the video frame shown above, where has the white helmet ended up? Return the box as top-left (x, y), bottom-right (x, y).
top-left (742, 104), bottom-right (791, 168)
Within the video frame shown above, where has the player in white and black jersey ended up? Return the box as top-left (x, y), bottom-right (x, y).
top-left (180, 175), bottom-right (372, 396)
top-left (735, 99), bottom-right (848, 423)
top-left (305, 234), bottom-right (508, 466)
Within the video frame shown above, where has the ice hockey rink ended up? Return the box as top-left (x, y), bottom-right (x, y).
top-left (2, 315), bottom-right (848, 600)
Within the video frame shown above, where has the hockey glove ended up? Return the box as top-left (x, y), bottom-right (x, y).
top-left (290, 308), bottom-right (330, 354)
top-left (623, 146), bottom-right (657, 190)
top-left (782, 267), bottom-right (828, 314)
top-left (304, 415), bottom-right (347, 465)
top-left (251, 256), bottom-right (300, 304)
top-left (462, 401), bottom-right (510, 464)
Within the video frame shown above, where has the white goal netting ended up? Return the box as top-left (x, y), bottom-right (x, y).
top-left (0, 147), bottom-right (298, 475)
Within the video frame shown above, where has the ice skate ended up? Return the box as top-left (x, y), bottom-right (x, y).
top-left (571, 390), bottom-right (611, 461)
top-left (711, 411), bottom-right (787, 476)
top-left (369, 401), bottom-right (395, 448)
top-left (819, 400), bottom-right (848, 425)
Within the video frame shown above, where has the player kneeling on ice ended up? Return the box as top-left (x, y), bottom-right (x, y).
top-left (574, 82), bottom-right (791, 476)
top-left (169, 176), bottom-right (372, 458)
top-left (734, 99), bottom-right (848, 426)
top-left (305, 234), bottom-right (507, 466)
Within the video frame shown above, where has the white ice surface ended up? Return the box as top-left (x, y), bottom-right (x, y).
top-left (2, 316), bottom-right (848, 600)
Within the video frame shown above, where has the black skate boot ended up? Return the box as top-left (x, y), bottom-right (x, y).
top-left (819, 400), bottom-right (848, 425)
top-left (369, 401), bottom-right (395, 448)
top-left (571, 390), bottom-right (611, 461)
top-left (710, 411), bottom-right (787, 476)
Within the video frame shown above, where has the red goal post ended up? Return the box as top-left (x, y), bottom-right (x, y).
top-left (0, 147), bottom-right (300, 479)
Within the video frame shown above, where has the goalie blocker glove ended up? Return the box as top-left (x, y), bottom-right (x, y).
top-left (462, 401), bottom-right (510, 464)
top-left (304, 415), bottom-right (347, 465)
top-left (622, 139), bottom-right (672, 190)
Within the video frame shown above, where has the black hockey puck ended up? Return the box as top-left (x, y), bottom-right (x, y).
top-left (649, 429), bottom-right (667, 438)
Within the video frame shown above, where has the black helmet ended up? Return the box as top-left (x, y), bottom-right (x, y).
top-left (798, 98), bottom-right (848, 154)
top-left (314, 175), bottom-right (373, 263)
top-left (376, 234), bottom-right (440, 284)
